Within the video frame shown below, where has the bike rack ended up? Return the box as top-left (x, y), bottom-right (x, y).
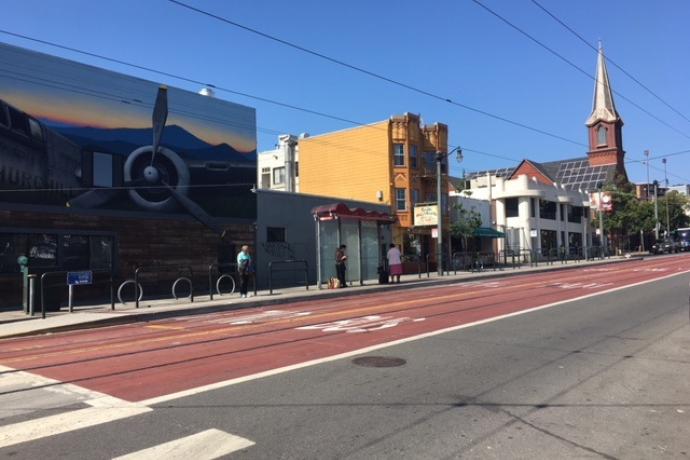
top-left (208, 263), bottom-right (238, 300)
top-left (127, 265), bottom-right (194, 308)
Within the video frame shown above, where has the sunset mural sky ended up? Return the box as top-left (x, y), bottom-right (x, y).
top-left (0, 43), bottom-right (256, 153)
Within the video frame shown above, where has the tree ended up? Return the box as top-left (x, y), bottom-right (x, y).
top-left (450, 202), bottom-right (482, 252)
top-left (659, 191), bottom-right (690, 235)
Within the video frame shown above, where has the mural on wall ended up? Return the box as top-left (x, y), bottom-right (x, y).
top-left (0, 43), bottom-right (257, 223)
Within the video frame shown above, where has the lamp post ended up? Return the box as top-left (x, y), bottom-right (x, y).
top-left (436, 146), bottom-right (463, 276)
top-left (644, 149), bottom-right (650, 200)
top-left (653, 180), bottom-right (660, 240)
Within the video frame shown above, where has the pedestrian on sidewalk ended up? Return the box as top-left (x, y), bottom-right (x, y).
top-left (335, 244), bottom-right (348, 288)
top-left (237, 245), bottom-right (252, 298)
top-left (387, 243), bottom-right (403, 283)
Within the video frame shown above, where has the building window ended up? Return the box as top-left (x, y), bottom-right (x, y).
top-left (560, 204), bottom-right (566, 221)
top-left (597, 125), bottom-right (607, 146)
top-left (540, 229), bottom-right (557, 255)
top-left (266, 227), bottom-right (286, 243)
top-left (505, 198), bottom-right (519, 218)
top-left (294, 161), bottom-right (299, 177)
top-left (393, 144), bottom-right (405, 166)
top-left (568, 206), bottom-right (582, 223)
top-left (412, 189), bottom-right (420, 205)
top-left (410, 145), bottom-right (418, 168)
top-left (27, 234), bottom-right (57, 268)
top-left (260, 167), bottom-right (270, 189)
top-left (539, 200), bottom-right (556, 220)
top-left (530, 198), bottom-right (535, 218)
top-left (62, 234), bottom-right (90, 270)
top-left (395, 188), bottom-right (407, 211)
top-left (273, 167), bottom-right (285, 185)
top-left (90, 236), bottom-right (113, 271)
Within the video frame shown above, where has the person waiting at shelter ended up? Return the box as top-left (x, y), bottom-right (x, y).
top-left (335, 244), bottom-right (348, 288)
top-left (387, 243), bottom-right (403, 284)
top-left (236, 245), bottom-right (252, 298)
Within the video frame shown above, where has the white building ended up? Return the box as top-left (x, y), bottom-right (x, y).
top-left (465, 167), bottom-right (591, 256)
top-left (257, 134), bottom-right (304, 192)
top-left (667, 184), bottom-right (690, 196)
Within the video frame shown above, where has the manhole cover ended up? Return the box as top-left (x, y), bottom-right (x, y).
top-left (352, 356), bottom-right (406, 368)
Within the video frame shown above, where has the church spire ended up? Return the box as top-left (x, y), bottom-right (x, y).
top-left (586, 42), bottom-right (620, 126)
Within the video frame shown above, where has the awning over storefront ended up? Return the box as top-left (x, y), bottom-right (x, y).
top-left (312, 203), bottom-right (396, 223)
top-left (473, 227), bottom-right (505, 238)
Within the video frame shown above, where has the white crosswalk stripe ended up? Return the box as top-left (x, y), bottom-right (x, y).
top-left (0, 365), bottom-right (151, 449)
top-left (112, 429), bottom-right (255, 460)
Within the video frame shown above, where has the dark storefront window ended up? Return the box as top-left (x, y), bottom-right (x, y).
top-left (62, 235), bottom-right (90, 270)
top-left (568, 232), bottom-right (582, 251)
top-left (506, 198), bottom-right (519, 218)
top-left (0, 231), bottom-right (115, 273)
top-left (539, 200), bottom-right (556, 220)
top-left (90, 236), bottom-right (113, 271)
top-left (530, 198), bottom-right (535, 218)
top-left (540, 229), bottom-right (557, 255)
top-left (0, 234), bottom-right (22, 273)
top-left (28, 234), bottom-right (57, 268)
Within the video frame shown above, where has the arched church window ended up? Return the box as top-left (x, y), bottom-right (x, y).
top-left (597, 125), bottom-right (608, 146)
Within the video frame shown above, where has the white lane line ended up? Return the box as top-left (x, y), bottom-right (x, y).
top-left (112, 429), bottom-right (254, 460)
top-left (0, 365), bottom-right (152, 449)
top-left (140, 268), bottom-right (690, 406)
top-left (0, 405), bottom-right (151, 449)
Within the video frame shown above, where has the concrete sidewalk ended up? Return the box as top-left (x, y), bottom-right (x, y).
top-left (0, 256), bottom-right (642, 339)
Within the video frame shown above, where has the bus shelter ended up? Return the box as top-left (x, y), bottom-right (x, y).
top-left (312, 203), bottom-right (395, 288)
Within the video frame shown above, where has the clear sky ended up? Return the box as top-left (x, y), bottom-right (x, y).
top-left (2, 0), bottom-right (689, 184)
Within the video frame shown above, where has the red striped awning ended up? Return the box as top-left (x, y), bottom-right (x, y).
top-left (312, 203), bottom-right (396, 223)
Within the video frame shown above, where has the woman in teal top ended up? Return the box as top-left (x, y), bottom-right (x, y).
top-left (236, 245), bottom-right (252, 298)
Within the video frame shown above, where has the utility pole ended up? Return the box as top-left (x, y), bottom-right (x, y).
top-left (654, 181), bottom-right (659, 240)
top-left (436, 152), bottom-right (443, 276)
top-left (597, 186), bottom-right (606, 255)
top-left (435, 147), bottom-right (463, 276)
top-left (663, 158), bottom-right (670, 237)
top-left (644, 149), bottom-right (650, 200)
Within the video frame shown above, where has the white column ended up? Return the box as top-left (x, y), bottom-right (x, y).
top-left (495, 198), bottom-right (506, 253)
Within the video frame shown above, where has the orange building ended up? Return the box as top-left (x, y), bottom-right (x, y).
top-left (299, 112), bottom-right (449, 258)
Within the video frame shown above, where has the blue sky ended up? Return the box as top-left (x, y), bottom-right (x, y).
top-left (2, 0), bottom-right (689, 184)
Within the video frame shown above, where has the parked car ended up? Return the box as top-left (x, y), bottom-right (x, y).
top-left (650, 239), bottom-right (679, 254)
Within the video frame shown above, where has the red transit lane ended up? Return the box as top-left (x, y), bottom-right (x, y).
top-left (1, 255), bottom-right (689, 403)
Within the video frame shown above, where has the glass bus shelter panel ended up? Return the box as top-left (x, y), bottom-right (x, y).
top-left (319, 220), bottom-right (339, 283)
top-left (361, 221), bottom-right (379, 281)
top-left (341, 219), bottom-right (360, 284)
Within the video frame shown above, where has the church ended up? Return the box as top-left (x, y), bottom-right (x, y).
top-left (463, 43), bottom-right (627, 194)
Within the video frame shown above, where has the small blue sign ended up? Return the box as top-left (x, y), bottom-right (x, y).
top-left (67, 271), bottom-right (93, 286)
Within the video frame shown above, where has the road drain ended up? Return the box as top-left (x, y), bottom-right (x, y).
top-left (352, 356), bottom-right (406, 368)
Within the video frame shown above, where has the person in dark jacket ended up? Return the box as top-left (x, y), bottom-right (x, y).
top-left (335, 244), bottom-right (348, 288)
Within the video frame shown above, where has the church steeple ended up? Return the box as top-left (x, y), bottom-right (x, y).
top-left (586, 42), bottom-right (621, 126)
top-left (586, 42), bottom-right (625, 169)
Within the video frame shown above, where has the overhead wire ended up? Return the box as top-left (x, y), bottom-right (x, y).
top-left (164, 0), bottom-right (587, 148)
top-left (470, 0), bottom-right (690, 142)
top-left (529, 0), bottom-right (690, 125)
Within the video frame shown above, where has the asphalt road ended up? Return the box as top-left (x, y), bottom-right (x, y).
top-left (1, 255), bottom-right (689, 459)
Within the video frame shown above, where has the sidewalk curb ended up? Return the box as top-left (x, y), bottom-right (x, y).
top-left (1, 257), bottom-right (644, 339)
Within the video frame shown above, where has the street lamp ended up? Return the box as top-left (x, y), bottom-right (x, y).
top-left (436, 146), bottom-right (463, 276)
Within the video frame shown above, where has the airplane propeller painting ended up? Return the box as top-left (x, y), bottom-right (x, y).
top-left (68, 87), bottom-right (225, 234)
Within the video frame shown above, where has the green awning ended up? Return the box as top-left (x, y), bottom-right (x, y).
top-left (473, 227), bottom-right (505, 238)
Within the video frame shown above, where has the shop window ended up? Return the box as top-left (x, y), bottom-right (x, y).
top-left (506, 198), bottom-right (519, 218)
top-left (89, 236), bottom-right (113, 271)
top-left (273, 167), bottom-right (285, 185)
top-left (62, 234), bottom-right (90, 270)
top-left (396, 188), bottom-right (407, 211)
top-left (393, 144), bottom-right (405, 166)
top-left (266, 227), bottom-right (286, 243)
top-left (540, 229), bottom-right (557, 255)
top-left (27, 234), bottom-right (57, 268)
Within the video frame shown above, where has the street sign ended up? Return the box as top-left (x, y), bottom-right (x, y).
top-left (67, 271), bottom-right (93, 286)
